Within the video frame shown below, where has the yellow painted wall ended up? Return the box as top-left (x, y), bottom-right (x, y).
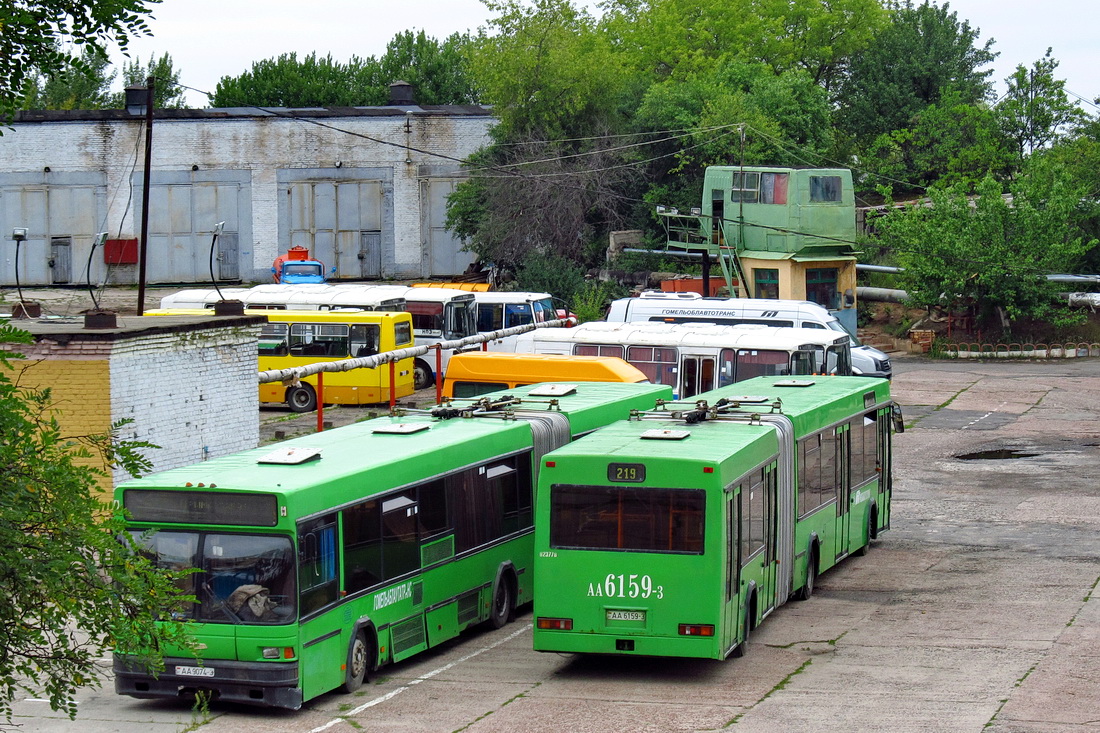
top-left (9, 359), bottom-right (114, 494)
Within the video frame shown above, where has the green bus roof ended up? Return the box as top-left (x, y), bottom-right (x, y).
top-left (117, 381), bottom-right (671, 523)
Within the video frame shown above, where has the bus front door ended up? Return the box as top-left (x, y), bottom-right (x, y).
top-left (834, 424), bottom-right (851, 559)
top-left (723, 489), bottom-right (739, 653)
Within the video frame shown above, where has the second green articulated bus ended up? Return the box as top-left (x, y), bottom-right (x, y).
top-left (113, 381), bottom-right (671, 709)
top-left (532, 376), bottom-right (902, 659)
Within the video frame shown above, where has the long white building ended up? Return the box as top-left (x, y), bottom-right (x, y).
top-left (0, 84), bottom-right (492, 286)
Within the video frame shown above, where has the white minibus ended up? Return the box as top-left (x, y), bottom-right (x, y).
top-left (605, 291), bottom-right (891, 378)
top-left (513, 321), bottom-right (852, 399)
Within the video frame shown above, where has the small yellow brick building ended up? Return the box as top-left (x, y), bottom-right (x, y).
top-left (4, 312), bottom-right (265, 493)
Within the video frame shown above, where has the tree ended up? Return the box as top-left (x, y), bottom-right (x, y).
top-left (210, 52), bottom-right (384, 108)
top-left (210, 33), bottom-right (477, 109)
top-left (21, 45), bottom-right (116, 110)
top-left (995, 50), bottom-right (1087, 160)
top-left (110, 52), bottom-right (187, 109)
top-left (0, 321), bottom-right (194, 722)
top-left (0, 0), bottom-right (159, 122)
top-left (861, 90), bottom-right (1014, 193)
top-left (873, 175), bottom-right (1095, 334)
top-left (600, 0), bottom-right (886, 90)
top-left (835, 0), bottom-right (997, 144)
top-left (380, 31), bottom-right (479, 105)
top-left (445, 134), bottom-right (637, 270)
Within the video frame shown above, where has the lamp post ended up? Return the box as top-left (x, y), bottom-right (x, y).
top-left (125, 76), bottom-right (154, 315)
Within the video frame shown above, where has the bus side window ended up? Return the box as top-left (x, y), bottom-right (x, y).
top-left (350, 324), bottom-right (380, 357)
top-left (478, 304), bottom-right (504, 332)
top-left (504, 303), bottom-right (533, 328)
top-left (298, 514), bottom-right (338, 616)
top-left (343, 500), bottom-right (382, 594)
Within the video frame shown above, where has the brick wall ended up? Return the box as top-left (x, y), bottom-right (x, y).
top-left (13, 322), bottom-right (260, 490)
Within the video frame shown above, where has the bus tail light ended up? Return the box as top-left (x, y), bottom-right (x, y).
top-left (537, 617), bottom-right (573, 631)
top-left (678, 624), bottom-right (714, 637)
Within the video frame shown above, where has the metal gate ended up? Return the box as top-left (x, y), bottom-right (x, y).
top-left (139, 180), bottom-right (243, 282)
top-left (288, 180), bottom-right (383, 279)
top-left (423, 178), bottom-right (475, 277)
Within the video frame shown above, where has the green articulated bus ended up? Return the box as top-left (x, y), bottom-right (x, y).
top-left (532, 376), bottom-right (903, 659)
top-left (113, 381), bottom-right (672, 709)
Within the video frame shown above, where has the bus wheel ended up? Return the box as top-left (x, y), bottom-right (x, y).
top-left (732, 608), bottom-right (752, 658)
top-left (797, 550), bottom-right (817, 601)
top-left (413, 360), bottom-right (433, 391)
top-left (286, 384), bottom-right (317, 413)
top-left (855, 516), bottom-right (873, 557)
top-left (340, 631), bottom-right (369, 694)
top-left (489, 576), bottom-right (514, 629)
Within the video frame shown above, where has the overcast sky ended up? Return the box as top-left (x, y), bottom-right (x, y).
top-left (109, 0), bottom-right (1098, 112)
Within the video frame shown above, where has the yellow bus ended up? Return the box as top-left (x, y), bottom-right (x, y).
top-left (146, 309), bottom-right (416, 412)
top-left (442, 352), bottom-right (649, 399)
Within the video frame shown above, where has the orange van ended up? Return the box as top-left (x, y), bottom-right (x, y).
top-left (442, 352), bottom-right (649, 399)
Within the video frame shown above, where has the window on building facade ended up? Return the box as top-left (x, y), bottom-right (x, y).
top-left (754, 268), bottom-right (779, 299)
top-left (805, 268), bottom-right (839, 309)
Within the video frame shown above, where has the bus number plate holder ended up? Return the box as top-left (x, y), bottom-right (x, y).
top-left (175, 665), bottom-right (215, 678)
top-left (606, 610), bottom-right (645, 622)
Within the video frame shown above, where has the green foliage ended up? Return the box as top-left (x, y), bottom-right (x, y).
top-left (514, 251), bottom-right (588, 305)
top-left (995, 50), bottom-right (1087, 160)
top-left (380, 31), bottom-right (479, 105)
top-left (861, 90), bottom-right (1015, 193)
top-left (211, 33), bottom-right (477, 108)
top-left (110, 52), bottom-right (187, 109)
top-left (0, 0), bottom-right (159, 122)
top-left (211, 52), bottom-right (384, 108)
top-left (21, 46), bottom-right (116, 110)
top-left (469, 0), bottom-right (629, 140)
top-left (835, 0), bottom-right (997, 144)
top-left (874, 175), bottom-right (1095, 333)
top-left (601, 0), bottom-right (886, 91)
top-left (570, 280), bottom-right (628, 323)
top-left (635, 62), bottom-right (834, 174)
top-left (0, 320), bottom-right (194, 722)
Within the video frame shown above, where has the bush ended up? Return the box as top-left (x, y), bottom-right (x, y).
top-left (515, 252), bottom-right (587, 305)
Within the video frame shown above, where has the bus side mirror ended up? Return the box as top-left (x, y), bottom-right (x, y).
top-left (891, 403), bottom-right (905, 433)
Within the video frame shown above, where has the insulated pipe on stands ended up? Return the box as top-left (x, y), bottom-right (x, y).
top-left (856, 286), bottom-right (909, 303)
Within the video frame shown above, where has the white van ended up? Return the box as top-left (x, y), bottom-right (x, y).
top-left (606, 291), bottom-right (891, 379)
top-left (471, 291), bottom-right (561, 351)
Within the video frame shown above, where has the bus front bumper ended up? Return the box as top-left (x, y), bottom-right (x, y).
top-left (113, 654), bottom-right (303, 710)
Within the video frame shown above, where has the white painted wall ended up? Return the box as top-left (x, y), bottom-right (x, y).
top-left (0, 108), bottom-right (493, 283)
top-left (109, 324), bottom-right (260, 483)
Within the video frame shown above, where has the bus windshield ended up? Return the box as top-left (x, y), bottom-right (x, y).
top-left (128, 530), bottom-right (296, 624)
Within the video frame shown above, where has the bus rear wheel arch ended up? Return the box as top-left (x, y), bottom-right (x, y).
top-left (340, 630), bottom-right (373, 694)
top-left (489, 567), bottom-right (517, 629)
top-left (413, 360), bottom-right (434, 391)
top-left (855, 505), bottom-right (877, 557)
top-left (797, 541), bottom-right (819, 602)
top-left (732, 590), bottom-right (756, 658)
top-left (286, 383), bottom-right (317, 413)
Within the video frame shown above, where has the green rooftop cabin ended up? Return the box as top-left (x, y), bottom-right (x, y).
top-left (661, 166), bottom-right (860, 334)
